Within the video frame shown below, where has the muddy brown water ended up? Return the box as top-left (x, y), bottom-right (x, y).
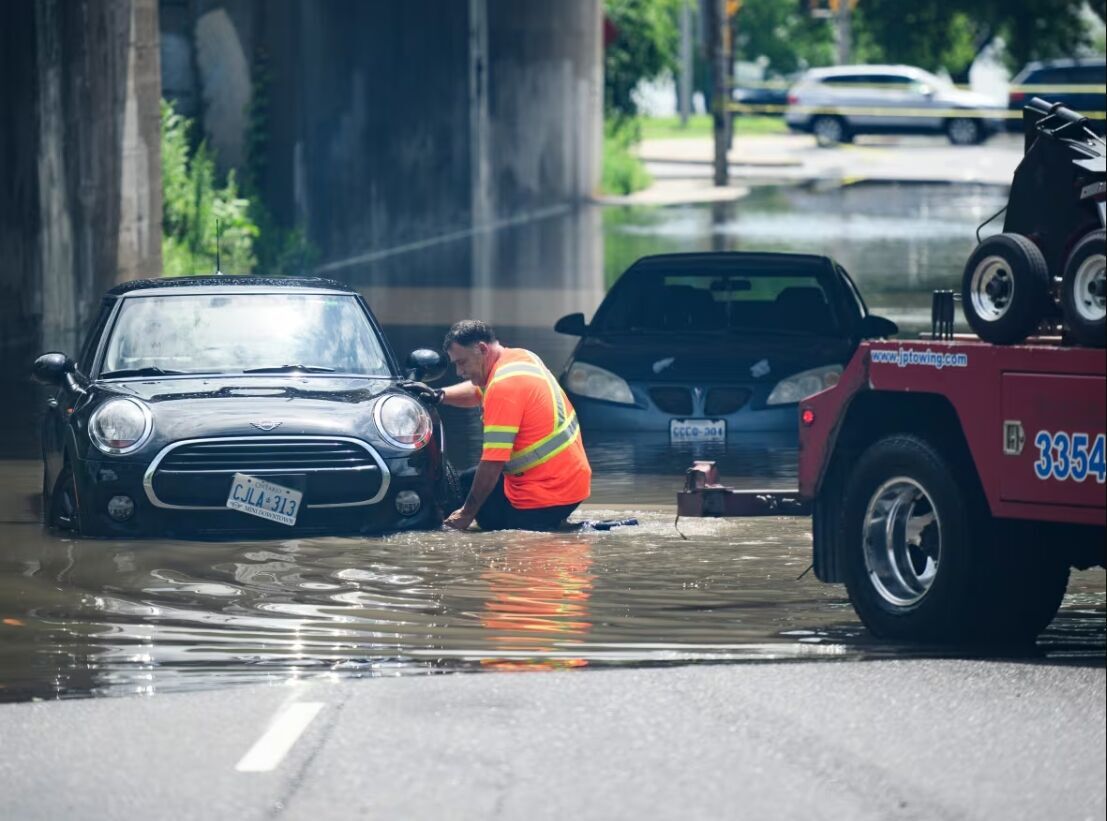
top-left (2, 183), bottom-right (1103, 701)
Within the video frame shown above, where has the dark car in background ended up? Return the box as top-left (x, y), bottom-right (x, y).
top-left (1007, 58), bottom-right (1106, 134)
top-left (554, 253), bottom-right (896, 440)
top-left (33, 277), bottom-right (450, 538)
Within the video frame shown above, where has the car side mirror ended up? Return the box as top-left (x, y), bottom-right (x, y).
top-left (554, 313), bottom-right (589, 336)
top-left (32, 352), bottom-right (76, 386)
top-left (859, 315), bottom-right (898, 339)
top-left (406, 349), bottom-right (446, 383)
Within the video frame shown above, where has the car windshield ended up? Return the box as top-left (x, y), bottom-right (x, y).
top-left (100, 292), bottom-right (392, 377)
top-left (596, 267), bottom-right (842, 336)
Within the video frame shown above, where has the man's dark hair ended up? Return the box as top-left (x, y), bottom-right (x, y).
top-left (443, 319), bottom-right (496, 350)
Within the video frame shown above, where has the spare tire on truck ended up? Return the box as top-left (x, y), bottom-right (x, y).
top-left (962, 233), bottom-right (1051, 345)
top-left (1060, 228), bottom-right (1106, 348)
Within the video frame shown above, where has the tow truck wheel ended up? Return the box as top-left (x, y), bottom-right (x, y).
top-left (841, 435), bottom-right (975, 642)
top-left (1060, 229), bottom-right (1106, 348)
top-left (961, 233), bottom-right (1049, 345)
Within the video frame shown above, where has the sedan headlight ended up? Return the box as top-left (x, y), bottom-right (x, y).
top-left (375, 394), bottom-right (432, 449)
top-left (766, 364), bottom-right (842, 406)
top-left (89, 398), bottom-right (154, 455)
top-left (565, 362), bottom-right (635, 405)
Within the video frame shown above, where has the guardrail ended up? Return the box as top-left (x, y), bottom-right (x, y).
top-left (728, 102), bottom-right (1107, 120)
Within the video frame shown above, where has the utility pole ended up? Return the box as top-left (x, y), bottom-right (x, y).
top-left (679, 0), bottom-right (692, 126)
top-left (711, 0), bottom-right (729, 186)
top-left (836, 0), bottom-right (852, 65)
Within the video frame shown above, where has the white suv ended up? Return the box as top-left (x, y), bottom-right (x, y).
top-left (785, 65), bottom-right (1003, 146)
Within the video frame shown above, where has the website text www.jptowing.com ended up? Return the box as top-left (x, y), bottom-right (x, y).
top-left (870, 348), bottom-right (970, 370)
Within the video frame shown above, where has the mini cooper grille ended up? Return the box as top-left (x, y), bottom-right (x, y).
top-left (147, 437), bottom-right (385, 509)
top-left (705, 388), bottom-right (751, 416)
top-left (157, 439), bottom-right (376, 472)
top-left (649, 387), bottom-right (693, 416)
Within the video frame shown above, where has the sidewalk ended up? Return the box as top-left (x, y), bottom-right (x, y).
top-left (629, 131), bottom-right (1023, 199)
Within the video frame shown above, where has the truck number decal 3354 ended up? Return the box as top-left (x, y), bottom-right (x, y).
top-left (1033, 431), bottom-right (1107, 483)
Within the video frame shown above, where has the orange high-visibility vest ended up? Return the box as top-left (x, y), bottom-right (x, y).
top-left (479, 348), bottom-right (591, 509)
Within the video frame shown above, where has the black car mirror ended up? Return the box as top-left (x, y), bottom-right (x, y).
top-left (32, 352), bottom-right (76, 386)
top-left (859, 315), bottom-right (898, 339)
top-left (407, 349), bottom-right (446, 383)
top-left (554, 313), bottom-right (588, 336)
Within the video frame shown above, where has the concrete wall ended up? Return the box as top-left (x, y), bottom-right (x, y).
top-left (0, 0), bottom-right (162, 355)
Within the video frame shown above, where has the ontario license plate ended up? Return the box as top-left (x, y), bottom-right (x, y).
top-left (670, 418), bottom-right (727, 443)
top-left (226, 473), bottom-right (303, 526)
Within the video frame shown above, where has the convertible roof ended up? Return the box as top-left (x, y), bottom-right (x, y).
top-left (106, 275), bottom-right (356, 296)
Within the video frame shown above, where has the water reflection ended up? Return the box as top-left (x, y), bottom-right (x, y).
top-left (1, 181), bottom-right (1103, 703)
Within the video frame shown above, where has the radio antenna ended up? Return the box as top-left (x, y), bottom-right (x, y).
top-left (215, 218), bottom-right (223, 275)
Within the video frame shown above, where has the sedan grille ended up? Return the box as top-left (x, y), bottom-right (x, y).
top-left (705, 388), bottom-right (751, 416)
top-left (649, 387), bottom-right (693, 416)
top-left (146, 437), bottom-right (386, 510)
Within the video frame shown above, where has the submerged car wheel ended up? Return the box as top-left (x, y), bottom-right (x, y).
top-left (1061, 229), bottom-right (1106, 348)
top-left (961, 233), bottom-right (1049, 344)
top-left (842, 436), bottom-right (975, 642)
top-left (48, 465), bottom-right (82, 535)
top-left (811, 115), bottom-right (849, 147)
top-left (946, 117), bottom-right (982, 145)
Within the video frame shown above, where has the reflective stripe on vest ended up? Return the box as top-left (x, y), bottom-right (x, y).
top-left (504, 413), bottom-right (580, 475)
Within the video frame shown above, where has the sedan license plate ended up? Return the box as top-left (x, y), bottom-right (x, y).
top-left (670, 418), bottom-right (726, 443)
top-left (226, 473), bottom-right (303, 526)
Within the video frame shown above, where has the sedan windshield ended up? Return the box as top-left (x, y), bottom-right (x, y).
top-left (596, 268), bottom-right (843, 336)
top-left (100, 293), bottom-right (392, 377)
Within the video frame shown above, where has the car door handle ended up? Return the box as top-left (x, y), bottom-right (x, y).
top-left (46, 398), bottom-right (58, 409)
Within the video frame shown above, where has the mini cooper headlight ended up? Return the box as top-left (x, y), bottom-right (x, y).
top-left (375, 394), bottom-right (432, 449)
top-left (766, 364), bottom-right (842, 406)
top-left (565, 362), bottom-right (635, 405)
top-left (89, 398), bottom-right (154, 455)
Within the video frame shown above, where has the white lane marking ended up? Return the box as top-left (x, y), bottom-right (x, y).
top-left (235, 702), bottom-right (325, 773)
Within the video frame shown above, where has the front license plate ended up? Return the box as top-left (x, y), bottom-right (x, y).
top-left (670, 418), bottom-right (727, 443)
top-left (226, 473), bottom-right (303, 526)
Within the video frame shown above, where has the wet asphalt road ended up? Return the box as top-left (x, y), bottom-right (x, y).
top-left (2, 660), bottom-right (1104, 820)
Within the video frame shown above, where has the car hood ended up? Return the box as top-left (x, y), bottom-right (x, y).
top-left (568, 334), bottom-right (853, 384)
top-left (88, 376), bottom-right (401, 444)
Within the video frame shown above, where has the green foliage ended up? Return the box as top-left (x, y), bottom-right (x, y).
top-left (733, 0), bottom-right (836, 76)
top-left (602, 119), bottom-right (653, 195)
top-left (160, 100), bottom-right (258, 277)
top-left (604, 0), bottom-right (681, 122)
top-left (853, 0), bottom-right (1103, 78)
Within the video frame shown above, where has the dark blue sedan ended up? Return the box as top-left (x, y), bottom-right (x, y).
top-left (554, 252), bottom-right (896, 439)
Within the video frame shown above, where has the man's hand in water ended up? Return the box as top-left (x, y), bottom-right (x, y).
top-left (397, 380), bottom-right (444, 405)
top-left (444, 508), bottom-right (475, 530)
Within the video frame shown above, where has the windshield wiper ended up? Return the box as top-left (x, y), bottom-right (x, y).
top-left (242, 364), bottom-right (337, 374)
top-left (99, 366), bottom-right (186, 379)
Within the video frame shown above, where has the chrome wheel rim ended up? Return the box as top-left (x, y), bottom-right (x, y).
top-left (814, 118), bottom-right (842, 144)
top-left (949, 119), bottom-right (977, 144)
top-left (862, 477), bottom-right (941, 607)
top-left (1072, 253), bottom-right (1106, 322)
top-left (970, 255), bottom-right (1013, 321)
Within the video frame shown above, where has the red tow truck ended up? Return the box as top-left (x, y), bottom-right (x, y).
top-left (679, 336), bottom-right (1106, 643)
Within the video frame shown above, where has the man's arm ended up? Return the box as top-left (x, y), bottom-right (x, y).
top-left (440, 382), bottom-right (483, 408)
top-left (444, 459), bottom-right (504, 530)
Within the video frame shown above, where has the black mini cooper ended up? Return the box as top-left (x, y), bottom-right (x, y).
top-left (33, 277), bottom-right (451, 538)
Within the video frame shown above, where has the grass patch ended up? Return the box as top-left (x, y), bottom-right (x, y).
top-left (602, 121), bottom-right (653, 196)
top-left (640, 114), bottom-right (789, 139)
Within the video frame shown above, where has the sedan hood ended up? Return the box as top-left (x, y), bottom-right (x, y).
top-left (570, 333), bottom-right (853, 384)
top-left (91, 376), bottom-right (400, 443)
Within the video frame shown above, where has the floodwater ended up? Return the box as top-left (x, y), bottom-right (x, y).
top-left (2, 182), bottom-right (1103, 701)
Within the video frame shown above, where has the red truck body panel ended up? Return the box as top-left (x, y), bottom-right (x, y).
top-left (799, 339), bottom-right (1106, 527)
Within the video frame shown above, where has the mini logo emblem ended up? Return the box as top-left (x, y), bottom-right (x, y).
top-left (251, 420), bottom-right (282, 432)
